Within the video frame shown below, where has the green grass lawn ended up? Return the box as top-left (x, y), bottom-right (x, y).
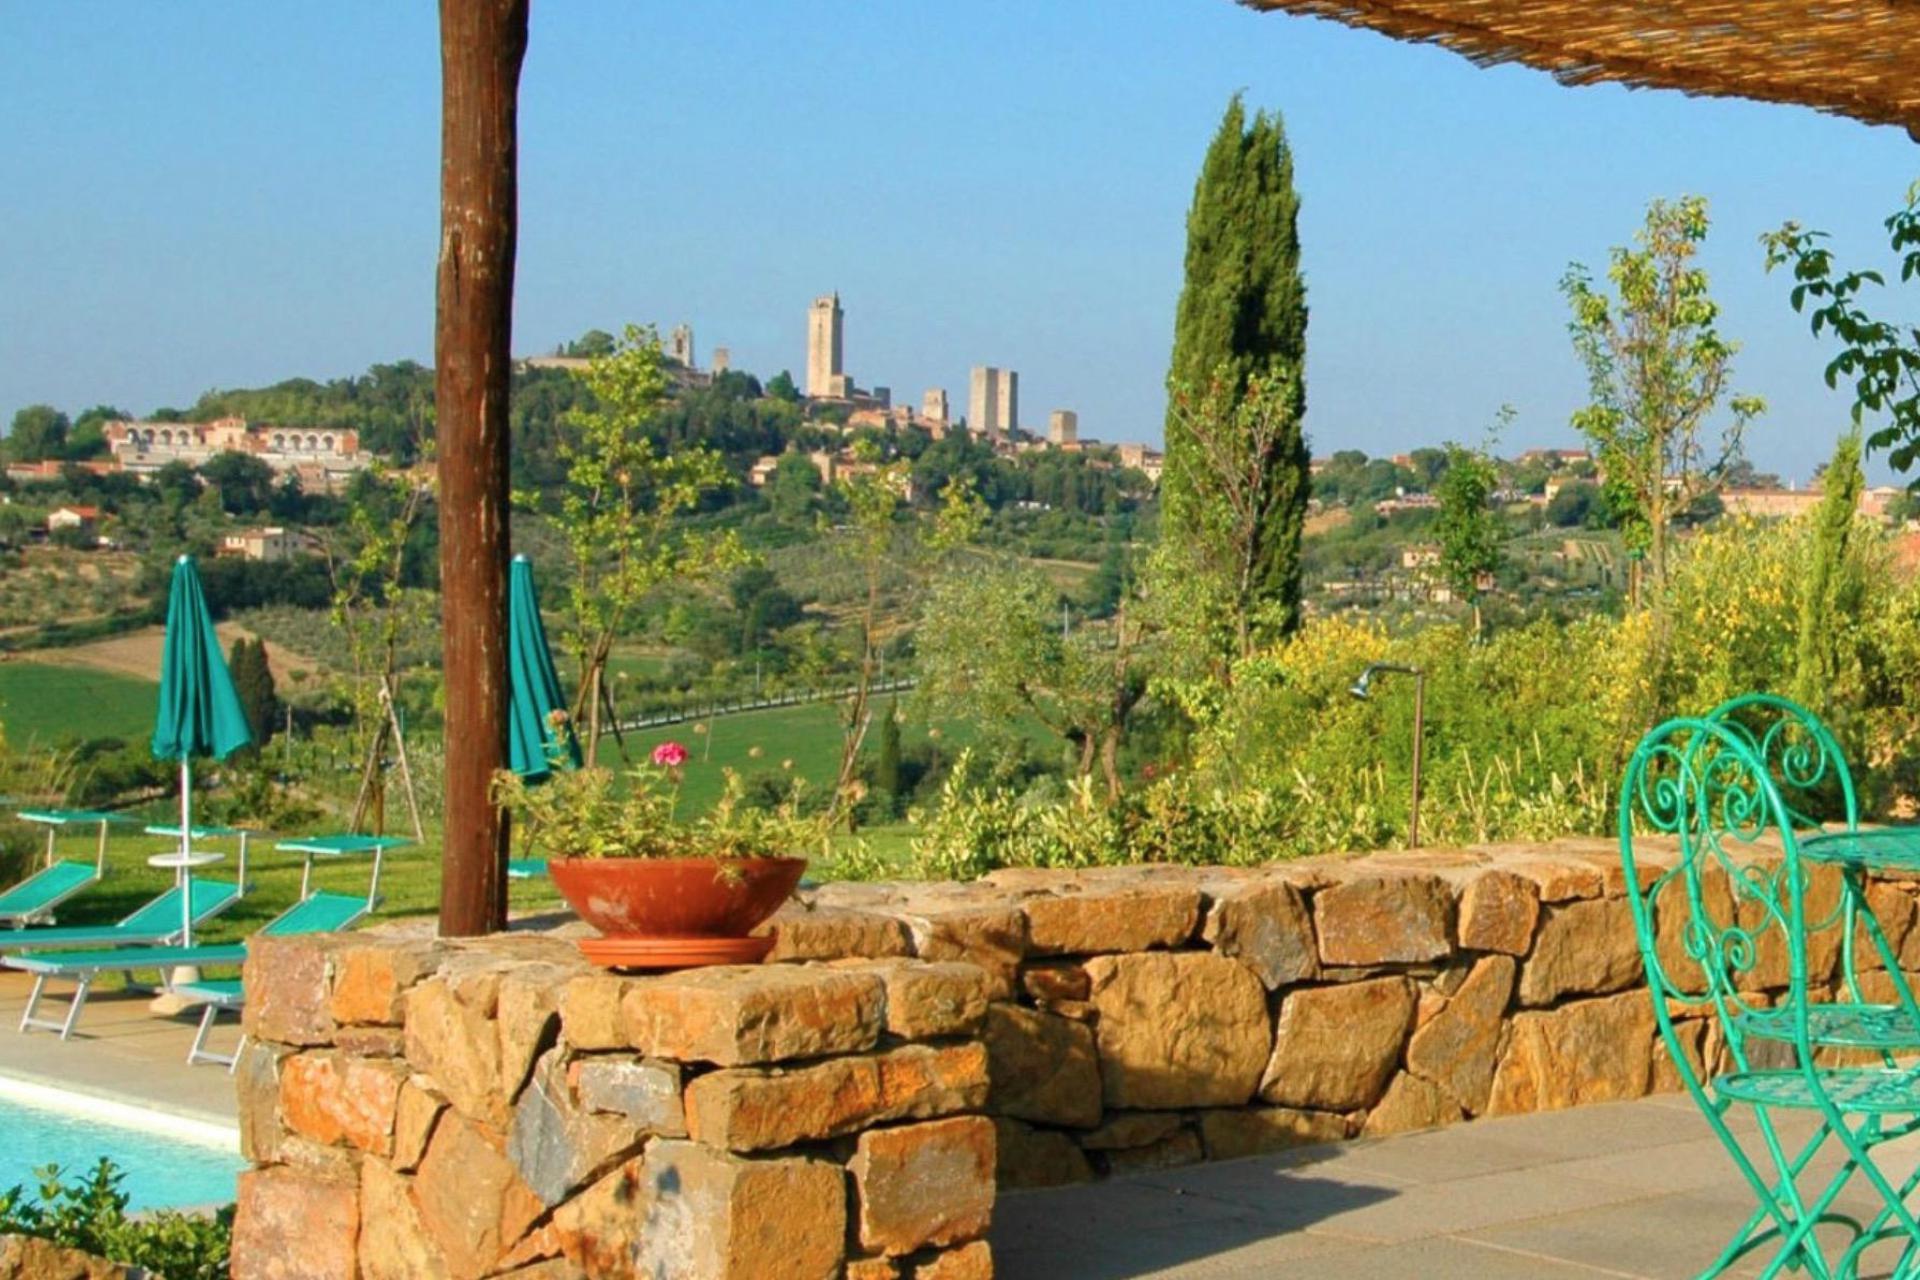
top-left (0, 662), bottom-right (157, 746)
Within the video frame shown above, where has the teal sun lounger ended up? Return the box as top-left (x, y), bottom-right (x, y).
top-left (1, 809), bottom-right (131, 928)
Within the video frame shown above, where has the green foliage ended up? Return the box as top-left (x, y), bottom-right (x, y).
top-left (1152, 367), bottom-right (1310, 665)
top-left (0, 1159), bottom-right (232, 1280)
top-left (1562, 196), bottom-right (1764, 590)
top-left (766, 370), bottom-right (800, 403)
top-left (1162, 94), bottom-right (1310, 640)
top-left (553, 325), bottom-right (741, 757)
top-left (1764, 180), bottom-right (1920, 476)
top-left (910, 508), bottom-right (1920, 876)
top-left (227, 635), bottom-right (279, 747)
top-left (4, 405), bottom-right (70, 462)
top-left (1434, 435), bottom-right (1503, 630)
top-left (494, 758), bottom-right (833, 863)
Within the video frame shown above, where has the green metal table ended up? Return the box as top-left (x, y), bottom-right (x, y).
top-left (1801, 827), bottom-right (1920, 873)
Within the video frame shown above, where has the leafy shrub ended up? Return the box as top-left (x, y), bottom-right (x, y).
top-left (0, 1159), bottom-right (232, 1280)
top-left (909, 513), bottom-right (1920, 876)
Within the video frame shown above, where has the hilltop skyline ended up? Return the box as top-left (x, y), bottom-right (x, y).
top-left (4, 2), bottom-right (1918, 484)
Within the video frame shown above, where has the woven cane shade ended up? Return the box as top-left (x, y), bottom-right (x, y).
top-left (1241, 1), bottom-right (1920, 137)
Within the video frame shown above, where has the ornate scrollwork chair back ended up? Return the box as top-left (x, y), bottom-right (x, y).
top-left (1620, 716), bottom-right (1810, 1086)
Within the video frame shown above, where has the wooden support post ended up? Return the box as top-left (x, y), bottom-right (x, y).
top-left (435, 0), bottom-right (527, 937)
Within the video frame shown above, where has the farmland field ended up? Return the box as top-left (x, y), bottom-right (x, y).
top-left (0, 660), bottom-right (156, 745)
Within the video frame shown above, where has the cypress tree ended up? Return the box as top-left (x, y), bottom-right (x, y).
top-left (1793, 431), bottom-right (1866, 713)
top-left (228, 636), bottom-right (279, 749)
top-left (1162, 94), bottom-right (1311, 637)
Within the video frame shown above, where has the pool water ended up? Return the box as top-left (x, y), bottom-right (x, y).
top-left (0, 1083), bottom-right (243, 1211)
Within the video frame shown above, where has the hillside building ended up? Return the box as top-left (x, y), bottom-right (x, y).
top-left (219, 526), bottom-right (309, 562)
top-left (1049, 410), bottom-right (1078, 446)
top-left (103, 417), bottom-right (370, 492)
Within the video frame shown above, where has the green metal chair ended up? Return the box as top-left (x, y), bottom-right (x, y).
top-left (1707, 693), bottom-right (1920, 1057)
top-left (1622, 715), bottom-right (1920, 1278)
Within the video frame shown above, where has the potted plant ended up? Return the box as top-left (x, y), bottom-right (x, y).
top-left (494, 741), bottom-right (827, 969)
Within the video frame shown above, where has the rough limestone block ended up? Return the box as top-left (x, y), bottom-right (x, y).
top-left (1499, 856), bottom-right (1606, 903)
top-left (1022, 886), bottom-right (1202, 955)
top-left (916, 1241), bottom-right (994, 1279)
top-left (1313, 875), bottom-right (1453, 966)
top-left (759, 904), bottom-right (912, 962)
top-left (993, 1117), bottom-right (1094, 1190)
top-left (619, 963), bottom-right (886, 1066)
top-left (404, 970), bottom-right (508, 1127)
top-left (410, 1108), bottom-right (543, 1279)
top-left (1487, 991), bottom-right (1655, 1115)
top-left (1456, 870), bottom-right (1540, 956)
top-left (1196, 1107), bottom-right (1349, 1161)
top-left (555, 973), bottom-right (638, 1052)
top-left (1260, 977), bottom-right (1414, 1111)
top-left (328, 939), bottom-right (448, 1026)
top-left (849, 1116), bottom-right (996, 1257)
top-left (231, 1165), bottom-right (360, 1280)
top-left (235, 1039), bottom-right (290, 1165)
top-left (1519, 897), bottom-right (1642, 1006)
top-left (570, 1056), bottom-right (685, 1136)
top-left (392, 1079), bottom-right (447, 1173)
top-left (279, 1051), bottom-right (406, 1156)
top-left (1202, 880), bottom-right (1319, 988)
top-left (837, 958), bottom-right (994, 1039)
top-left (1076, 1112), bottom-right (1184, 1151)
top-left (635, 1141), bottom-right (846, 1280)
top-left (1405, 953), bottom-right (1516, 1115)
top-left (1097, 1128), bottom-right (1203, 1176)
top-left (552, 1157), bottom-right (645, 1276)
top-left (508, 1050), bottom-right (645, 1207)
top-left (902, 905), bottom-right (1028, 999)
top-left (496, 961), bottom-right (581, 1103)
top-left (357, 1159), bottom-right (447, 1280)
top-left (983, 1003), bottom-right (1102, 1128)
top-left (243, 935), bottom-right (342, 1048)
top-left (1019, 961), bottom-right (1091, 1005)
top-left (1086, 952), bottom-right (1270, 1109)
top-left (0, 1235), bottom-right (137, 1279)
top-left (686, 1041), bottom-right (989, 1152)
top-left (1362, 1072), bottom-right (1463, 1136)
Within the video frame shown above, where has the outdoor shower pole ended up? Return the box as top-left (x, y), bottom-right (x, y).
top-left (434, 0), bottom-right (527, 937)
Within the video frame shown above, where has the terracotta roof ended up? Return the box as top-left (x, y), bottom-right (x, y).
top-left (1240, 1), bottom-right (1920, 136)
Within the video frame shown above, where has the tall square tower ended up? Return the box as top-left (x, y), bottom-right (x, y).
top-left (807, 294), bottom-right (844, 398)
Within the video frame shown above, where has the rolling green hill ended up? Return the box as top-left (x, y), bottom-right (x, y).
top-left (0, 661), bottom-right (156, 745)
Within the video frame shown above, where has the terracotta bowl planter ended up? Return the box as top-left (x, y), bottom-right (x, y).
top-left (548, 855), bottom-right (807, 970)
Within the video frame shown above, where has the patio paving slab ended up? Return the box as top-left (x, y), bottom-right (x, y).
top-left (0, 969), bottom-right (235, 1124)
top-left (992, 1095), bottom-right (1920, 1279)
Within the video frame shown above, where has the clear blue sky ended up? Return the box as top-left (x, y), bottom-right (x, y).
top-left (3, 1), bottom-right (1916, 482)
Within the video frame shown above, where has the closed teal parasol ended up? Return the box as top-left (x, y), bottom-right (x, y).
top-left (507, 555), bottom-right (581, 780)
top-left (151, 555), bottom-right (253, 943)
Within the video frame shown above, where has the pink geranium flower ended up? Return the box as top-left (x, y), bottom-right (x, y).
top-left (651, 741), bottom-right (689, 768)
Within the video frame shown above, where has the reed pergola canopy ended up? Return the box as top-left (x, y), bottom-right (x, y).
top-left (1241, 0), bottom-right (1920, 138)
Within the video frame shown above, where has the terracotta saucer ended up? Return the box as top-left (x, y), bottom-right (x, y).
top-left (577, 934), bottom-right (776, 971)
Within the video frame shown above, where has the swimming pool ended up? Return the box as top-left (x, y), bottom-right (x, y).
top-left (0, 1075), bottom-right (243, 1211)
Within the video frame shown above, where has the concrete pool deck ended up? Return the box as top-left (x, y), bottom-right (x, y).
top-left (0, 970), bottom-right (237, 1125)
top-left (993, 1092), bottom-right (1920, 1279)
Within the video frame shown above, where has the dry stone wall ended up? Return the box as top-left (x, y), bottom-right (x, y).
top-left (232, 836), bottom-right (1900, 1278)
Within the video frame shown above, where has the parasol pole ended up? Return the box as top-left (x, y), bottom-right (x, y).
top-left (180, 758), bottom-right (193, 947)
